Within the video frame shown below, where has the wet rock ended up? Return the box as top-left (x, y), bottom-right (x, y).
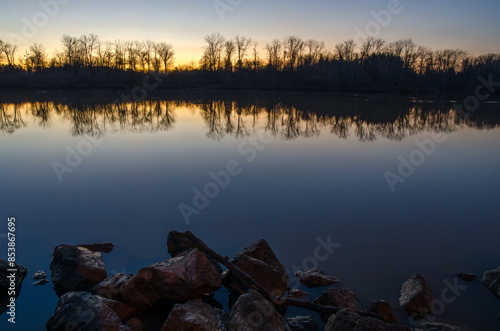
top-left (46, 292), bottom-right (129, 331)
top-left (399, 273), bottom-right (433, 318)
top-left (33, 270), bottom-right (47, 280)
top-left (125, 318), bottom-right (143, 331)
top-left (286, 316), bottom-right (319, 331)
top-left (369, 300), bottom-right (398, 323)
top-left (417, 322), bottom-right (465, 330)
top-left (288, 289), bottom-right (309, 299)
top-left (78, 242), bottom-right (115, 253)
top-left (295, 269), bottom-right (340, 287)
top-left (167, 231), bottom-right (222, 273)
top-left (481, 266), bottom-right (500, 299)
top-left (34, 279), bottom-right (49, 285)
top-left (456, 273), bottom-right (476, 282)
top-left (214, 308), bottom-right (230, 331)
top-left (92, 273), bottom-right (133, 301)
top-left (324, 309), bottom-right (412, 331)
top-left (0, 260), bottom-right (28, 315)
top-left (101, 297), bottom-right (138, 321)
top-left (161, 298), bottom-right (224, 331)
top-left (50, 244), bottom-right (107, 296)
top-left (228, 290), bottom-right (291, 331)
top-left (313, 287), bottom-right (358, 322)
top-left (120, 249), bottom-right (221, 309)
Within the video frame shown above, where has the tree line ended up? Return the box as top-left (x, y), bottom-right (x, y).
top-left (1, 33), bottom-right (499, 93)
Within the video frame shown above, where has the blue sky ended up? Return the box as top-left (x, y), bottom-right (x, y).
top-left (1, 0), bottom-right (499, 65)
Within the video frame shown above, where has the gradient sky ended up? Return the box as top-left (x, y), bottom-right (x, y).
top-left (1, 0), bottom-right (499, 65)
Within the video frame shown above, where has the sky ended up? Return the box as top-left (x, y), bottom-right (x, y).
top-left (1, 0), bottom-right (499, 65)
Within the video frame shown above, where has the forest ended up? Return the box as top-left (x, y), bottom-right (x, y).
top-left (1, 33), bottom-right (499, 93)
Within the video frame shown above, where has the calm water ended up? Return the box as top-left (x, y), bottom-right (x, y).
top-left (1, 91), bottom-right (500, 330)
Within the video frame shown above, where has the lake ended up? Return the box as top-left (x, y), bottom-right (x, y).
top-left (1, 90), bottom-right (500, 330)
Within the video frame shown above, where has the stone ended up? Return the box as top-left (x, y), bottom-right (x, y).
top-left (369, 300), bottom-right (398, 323)
top-left (92, 273), bottom-right (133, 301)
top-left (286, 316), bottom-right (319, 331)
top-left (101, 297), bottom-right (138, 322)
top-left (50, 244), bottom-right (107, 296)
top-left (34, 279), bottom-right (49, 285)
top-left (33, 270), bottom-right (46, 280)
top-left (125, 318), bottom-right (143, 331)
top-left (161, 298), bottom-right (224, 331)
top-left (295, 269), bottom-right (340, 287)
top-left (287, 289), bottom-right (309, 299)
top-left (228, 290), bottom-right (291, 331)
top-left (0, 260), bottom-right (28, 315)
top-left (324, 309), bottom-right (412, 331)
top-left (456, 273), bottom-right (476, 282)
top-left (417, 322), bottom-right (465, 330)
top-left (399, 273), bottom-right (433, 318)
top-left (313, 287), bottom-right (358, 321)
top-left (78, 242), bottom-right (115, 253)
top-left (46, 292), bottom-right (129, 331)
top-left (120, 249), bottom-right (221, 309)
top-left (481, 266), bottom-right (500, 299)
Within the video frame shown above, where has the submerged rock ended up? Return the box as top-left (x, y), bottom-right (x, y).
top-left (399, 273), bottom-right (433, 318)
top-left (417, 322), bottom-right (465, 330)
top-left (33, 270), bottom-right (47, 280)
top-left (324, 309), bottom-right (412, 331)
top-left (120, 249), bottom-right (221, 309)
top-left (78, 242), bottom-right (115, 253)
top-left (161, 298), bottom-right (225, 331)
top-left (481, 266), bottom-right (500, 299)
top-left (0, 260), bottom-right (28, 315)
top-left (228, 290), bottom-right (291, 331)
top-left (46, 292), bottom-right (129, 331)
top-left (287, 289), bottom-right (309, 299)
top-left (456, 273), bottom-right (476, 282)
top-left (92, 273), bottom-right (133, 301)
top-left (295, 269), bottom-right (340, 287)
top-left (34, 279), bottom-right (49, 285)
top-left (50, 244), bottom-right (107, 296)
top-left (286, 316), bottom-right (319, 331)
top-left (313, 287), bottom-right (358, 321)
top-left (369, 300), bottom-right (398, 323)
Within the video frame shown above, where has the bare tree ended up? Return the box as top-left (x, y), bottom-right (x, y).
top-left (223, 40), bottom-right (236, 71)
top-left (1, 42), bottom-right (18, 66)
top-left (61, 35), bottom-right (77, 66)
top-left (252, 41), bottom-right (260, 70)
top-left (266, 39), bottom-right (282, 70)
top-left (156, 42), bottom-right (175, 73)
top-left (26, 43), bottom-right (46, 71)
top-left (334, 40), bottom-right (356, 62)
top-left (303, 39), bottom-right (325, 66)
top-left (201, 33), bottom-right (225, 72)
top-left (283, 36), bottom-right (304, 70)
top-left (235, 35), bottom-right (251, 69)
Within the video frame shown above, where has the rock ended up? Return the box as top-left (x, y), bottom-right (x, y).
top-left (50, 244), bottom-right (107, 296)
top-left (456, 273), bottom-right (476, 282)
top-left (214, 308), bottom-right (230, 330)
top-left (78, 242), bottom-right (115, 253)
top-left (313, 287), bottom-right (358, 322)
top-left (120, 249), bottom-right (221, 309)
top-left (101, 297), bottom-right (138, 321)
top-left (229, 254), bottom-right (289, 307)
top-left (231, 239), bottom-right (286, 270)
top-left (125, 318), bottom-right (143, 331)
top-left (33, 270), bottom-right (47, 280)
top-left (481, 266), bottom-right (500, 299)
top-left (324, 309), bottom-right (412, 331)
top-left (418, 322), bottom-right (465, 330)
top-left (46, 292), bottom-right (129, 331)
top-left (161, 298), bottom-right (224, 331)
top-left (92, 273), bottom-right (134, 301)
top-left (0, 260), bottom-right (28, 315)
top-left (167, 231), bottom-right (222, 273)
top-left (286, 316), bottom-right (319, 331)
top-left (369, 300), bottom-right (398, 323)
top-left (399, 273), bottom-right (433, 318)
top-left (228, 290), bottom-right (291, 331)
top-left (295, 269), bottom-right (340, 287)
top-left (34, 279), bottom-right (49, 285)
top-left (288, 289), bottom-right (309, 299)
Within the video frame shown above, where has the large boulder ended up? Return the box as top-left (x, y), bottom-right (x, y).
top-left (369, 300), bottom-right (398, 323)
top-left (324, 309), bottom-right (412, 331)
top-left (161, 298), bottom-right (226, 331)
top-left (46, 292), bottom-right (129, 331)
top-left (313, 287), bottom-right (358, 322)
top-left (295, 269), bottom-right (340, 287)
top-left (120, 249), bottom-right (221, 309)
top-left (399, 273), bottom-right (433, 318)
top-left (481, 266), bottom-right (500, 299)
top-left (78, 242), bottom-right (115, 253)
top-left (92, 273), bottom-right (134, 301)
top-left (0, 260), bottom-right (28, 315)
top-left (101, 297), bottom-right (138, 322)
top-left (228, 290), bottom-right (291, 331)
top-left (286, 316), bottom-right (319, 331)
top-left (50, 244), bottom-right (107, 296)
top-left (225, 239), bottom-right (289, 307)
